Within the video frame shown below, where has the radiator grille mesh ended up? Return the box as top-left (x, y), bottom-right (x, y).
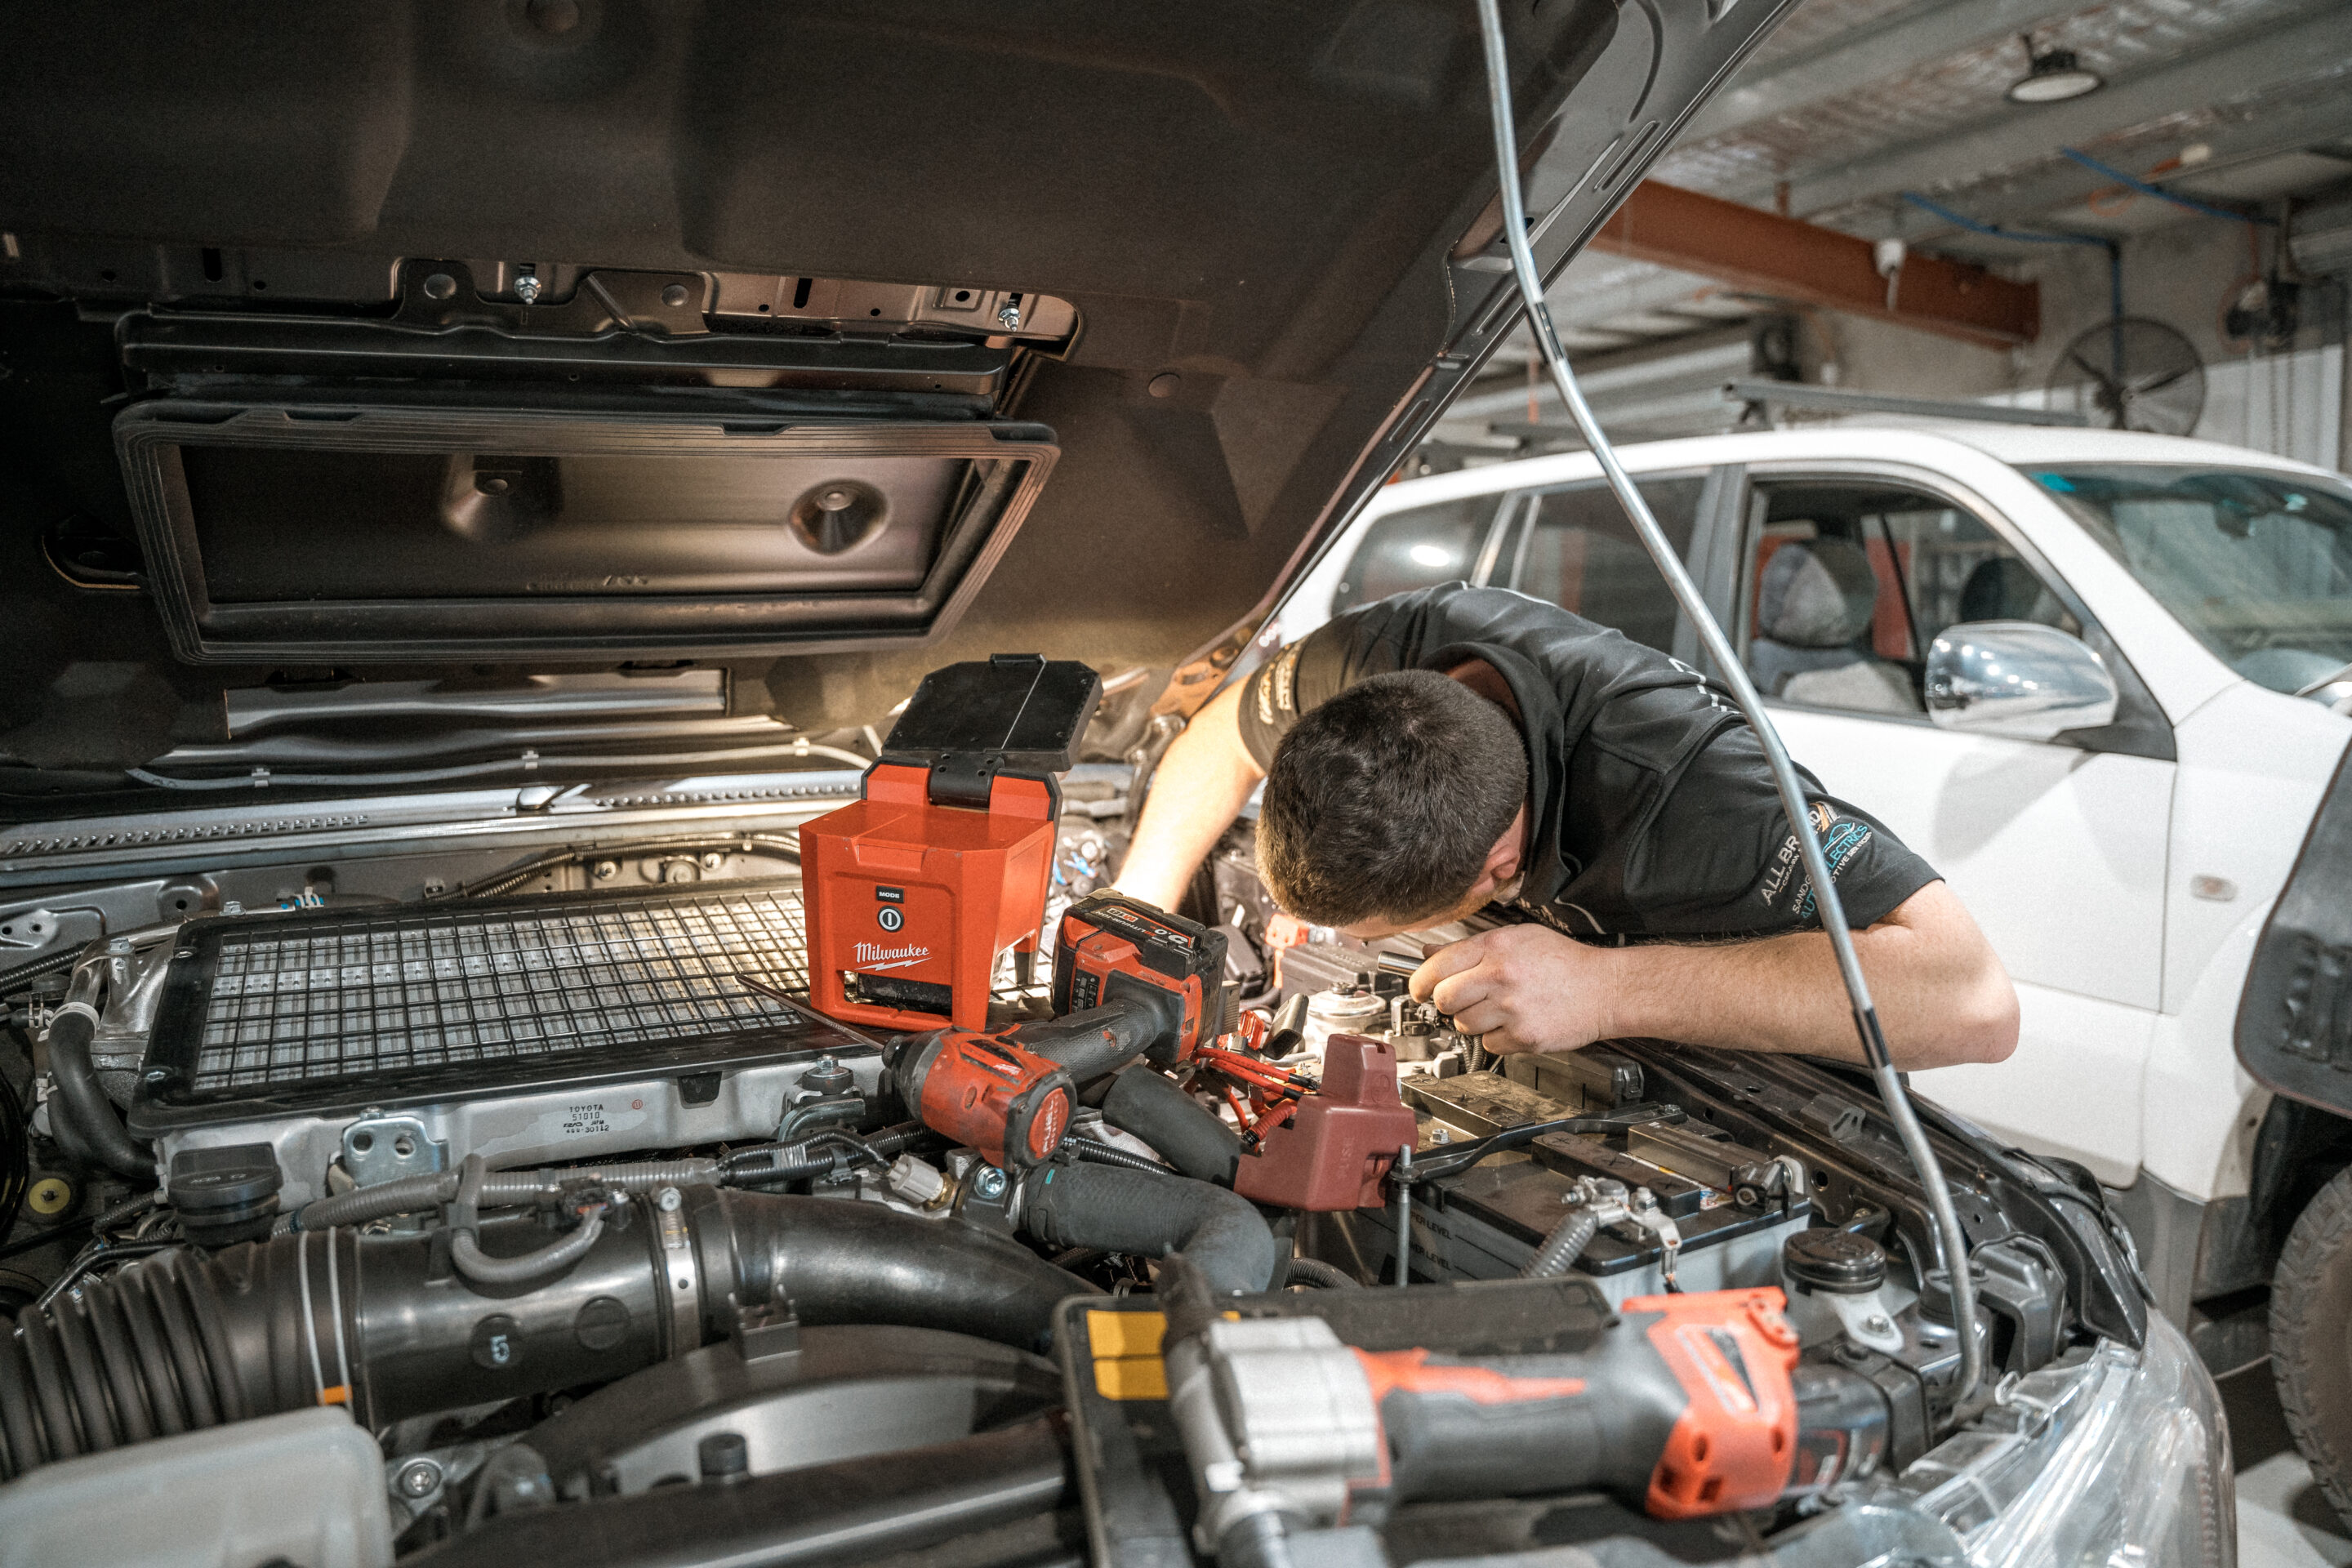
top-left (188, 885), bottom-right (812, 1091)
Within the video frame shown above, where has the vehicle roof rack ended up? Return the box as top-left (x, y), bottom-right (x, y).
top-left (1723, 378), bottom-right (2091, 428)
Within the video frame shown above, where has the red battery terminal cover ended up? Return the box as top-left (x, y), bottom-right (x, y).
top-left (1232, 1032), bottom-right (1418, 1211)
top-left (1623, 1286), bottom-right (1803, 1518)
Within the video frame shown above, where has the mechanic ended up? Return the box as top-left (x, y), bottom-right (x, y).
top-left (1112, 584), bottom-right (2019, 1071)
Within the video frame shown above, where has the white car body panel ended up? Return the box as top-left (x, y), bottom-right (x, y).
top-left (1276, 424), bottom-right (2352, 1205)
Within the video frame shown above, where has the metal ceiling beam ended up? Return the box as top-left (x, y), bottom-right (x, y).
top-left (1589, 181), bottom-right (2039, 347)
top-left (1681, 0), bottom-right (2082, 145)
top-left (1779, 5), bottom-right (2352, 217)
top-left (1876, 81), bottom-right (2352, 240)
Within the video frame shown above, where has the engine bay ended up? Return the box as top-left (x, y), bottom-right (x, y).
top-left (0, 734), bottom-right (2202, 1568)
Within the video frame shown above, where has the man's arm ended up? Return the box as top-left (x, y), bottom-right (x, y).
top-left (1414, 880), bottom-right (2018, 1071)
top-left (1110, 680), bottom-right (1265, 913)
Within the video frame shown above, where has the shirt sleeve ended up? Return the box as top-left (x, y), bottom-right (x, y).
top-left (1620, 728), bottom-right (1940, 936)
top-left (1234, 597), bottom-right (1419, 771)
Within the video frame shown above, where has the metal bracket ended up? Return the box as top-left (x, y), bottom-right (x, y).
top-left (341, 1114), bottom-right (448, 1188)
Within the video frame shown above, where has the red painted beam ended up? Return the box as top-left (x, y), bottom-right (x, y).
top-left (1591, 181), bottom-right (2039, 349)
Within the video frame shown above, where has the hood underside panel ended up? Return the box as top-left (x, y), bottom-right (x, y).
top-left (0, 1), bottom-right (1790, 817)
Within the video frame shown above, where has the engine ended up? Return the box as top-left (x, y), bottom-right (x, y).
top-left (0, 764), bottom-right (2181, 1568)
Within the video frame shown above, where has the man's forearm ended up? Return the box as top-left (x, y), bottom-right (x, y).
top-left (1111, 681), bottom-right (1264, 912)
top-left (1602, 884), bottom-right (2017, 1070)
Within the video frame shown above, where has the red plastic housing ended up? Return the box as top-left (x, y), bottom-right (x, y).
top-left (801, 763), bottom-right (1057, 1031)
top-left (1232, 1033), bottom-right (1419, 1211)
top-left (1624, 1287), bottom-right (1802, 1518)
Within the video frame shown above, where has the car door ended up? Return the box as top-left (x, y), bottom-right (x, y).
top-left (1714, 467), bottom-right (2175, 1186)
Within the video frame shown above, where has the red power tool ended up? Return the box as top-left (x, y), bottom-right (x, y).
top-left (802, 655), bottom-right (1101, 1032)
top-left (1145, 1269), bottom-right (1894, 1566)
top-left (887, 893), bottom-right (1227, 1168)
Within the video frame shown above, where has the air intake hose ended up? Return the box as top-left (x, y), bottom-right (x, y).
top-left (0, 1188), bottom-right (1087, 1479)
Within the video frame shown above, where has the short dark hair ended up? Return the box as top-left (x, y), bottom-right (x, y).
top-left (1255, 670), bottom-right (1528, 927)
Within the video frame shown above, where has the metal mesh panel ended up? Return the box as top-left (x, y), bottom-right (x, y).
top-left (189, 885), bottom-right (813, 1091)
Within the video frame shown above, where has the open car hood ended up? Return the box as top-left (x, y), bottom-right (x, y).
top-left (0, 1), bottom-right (1790, 820)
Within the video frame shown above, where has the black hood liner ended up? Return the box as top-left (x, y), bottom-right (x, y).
top-left (2237, 737), bottom-right (2352, 1117)
top-left (0, 1), bottom-right (1794, 815)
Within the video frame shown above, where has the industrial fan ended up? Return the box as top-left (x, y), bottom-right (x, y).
top-left (2044, 316), bottom-right (2206, 434)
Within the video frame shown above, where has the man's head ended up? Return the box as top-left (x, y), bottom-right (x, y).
top-left (1255, 669), bottom-right (1530, 938)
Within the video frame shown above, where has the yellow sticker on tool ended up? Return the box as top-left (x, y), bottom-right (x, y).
top-left (1088, 1309), bottom-right (1169, 1401)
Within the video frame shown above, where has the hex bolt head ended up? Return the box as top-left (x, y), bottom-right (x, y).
top-left (996, 302), bottom-right (1022, 329)
top-left (513, 273), bottom-right (541, 304)
top-left (700, 852), bottom-right (724, 871)
top-left (592, 860), bottom-right (619, 881)
top-left (972, 1166), bottom-right (1009, 1202)
top-left (395, 1458), bottom-right (443, 1499)
top-left (657, 1186), bottom-right (684, 1213)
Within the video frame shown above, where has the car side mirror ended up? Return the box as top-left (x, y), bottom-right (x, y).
top-left (1925, 621), bottom-right (2118, 742)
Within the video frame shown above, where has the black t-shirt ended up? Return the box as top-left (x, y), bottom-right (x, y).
top-left (1238, 584), bottom-right (1938, 938)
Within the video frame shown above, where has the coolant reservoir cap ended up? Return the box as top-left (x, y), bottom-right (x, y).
top-left (1783, 1227), bottom-right (1887, 1295)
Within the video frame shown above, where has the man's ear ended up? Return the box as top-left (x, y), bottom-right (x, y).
top-left (1478, 803), bottom-right (1528, 889)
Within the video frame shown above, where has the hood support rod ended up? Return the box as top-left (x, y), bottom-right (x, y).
top-left (1471, 0), bottom-right (1982, 1404)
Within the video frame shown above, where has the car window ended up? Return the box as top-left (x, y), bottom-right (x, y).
top-left (1502, 475), bottom-right (1704, 653)
top-left (2026, 464), bottom-right (2352, 694)
top-left (1740, 479), bottom-right (2079, 718)
top-left (1330, 495), bottom-right (1497, 616)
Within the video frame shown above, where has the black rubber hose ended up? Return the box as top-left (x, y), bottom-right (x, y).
top-left (1100, 1067), bottom-right (1241, 1185)
top-left (43, 1013), bottom-right (149, 1181)
top-left (1021, 1162), bottom-right (1280, 1298)
top-left (704, 1188), bottom-right (1092, 1354)
top-left (1282, 1256), bottom-right (1361, 1290)
top-left (405, 1416), bottom-right (1072, 1568)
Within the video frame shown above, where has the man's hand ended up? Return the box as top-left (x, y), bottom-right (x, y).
top-left (1405, 883), bottom-right (2017, 1070)
top-left (1412, 924), bottom-right (1619, 1056)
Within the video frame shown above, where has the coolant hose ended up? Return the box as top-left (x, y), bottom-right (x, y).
top-left (0, 1188), bottom-right (1089, 1478)
top-left (42, 1009), bottom-right (150, 1182)
top-left (1282, 1257), bottom-right (1361, 1290)
top-left (1101, 1066), bottom-right (1240, 1185)
top-left (1020, 1161), bottom-right (1280, 1297)
top-left (1521, 1209), bottom-right (1599, 1279)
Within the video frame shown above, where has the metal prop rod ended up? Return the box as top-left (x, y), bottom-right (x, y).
top-left (1471, 0), bottom-right (1981, 1401)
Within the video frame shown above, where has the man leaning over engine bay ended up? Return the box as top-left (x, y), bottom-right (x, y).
top-left (1112, 583), bottom-right (2019, 1071)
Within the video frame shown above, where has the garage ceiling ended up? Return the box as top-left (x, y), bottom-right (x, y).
top-left (1453, 0), bottom-right (2352, 428)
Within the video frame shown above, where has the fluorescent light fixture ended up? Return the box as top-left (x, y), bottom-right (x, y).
top-left (2007, 33), bottom-right (2103, 105)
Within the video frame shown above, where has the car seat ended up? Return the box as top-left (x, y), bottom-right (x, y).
top-left (1958, 556), bottom-right (2067, 626)
top-left (1748, 537), bottom-right (1919, 713)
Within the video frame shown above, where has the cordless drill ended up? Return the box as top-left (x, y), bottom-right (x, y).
top-left (885, 893), bottom-right (1227, 1168)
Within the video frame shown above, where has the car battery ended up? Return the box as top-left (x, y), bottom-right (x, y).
top-left (1338, 1073), bottom-right (1814, 1304)
top-left (801, 654), bottom-right (1100, 1032)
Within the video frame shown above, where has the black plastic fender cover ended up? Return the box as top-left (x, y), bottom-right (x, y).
top-left (2238, 739), bottom-right (2352, 1115)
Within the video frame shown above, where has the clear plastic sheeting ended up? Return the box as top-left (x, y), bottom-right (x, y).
top-left (1771, 1313), bottom-right (2232, 1568)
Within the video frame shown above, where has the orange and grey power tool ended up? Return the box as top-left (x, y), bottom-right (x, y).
top-left (885, 893), bottom-right (1227, 1168)
top-left (1147, 1267), bottom-right (1892, 1567)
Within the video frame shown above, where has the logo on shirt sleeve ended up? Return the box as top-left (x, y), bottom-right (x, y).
top-left (1256, 644), bottom-right (1302, 727)
top-left (1758, 802), bottom-right (1873, 923)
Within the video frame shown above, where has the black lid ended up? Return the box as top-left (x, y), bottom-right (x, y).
top-left (167, 1142), bottom-right (283, 1213)
top-left (882, 655), bottom-right (1102, 777)
top-left (1782, 1227), bottom-right (1887, 1295)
